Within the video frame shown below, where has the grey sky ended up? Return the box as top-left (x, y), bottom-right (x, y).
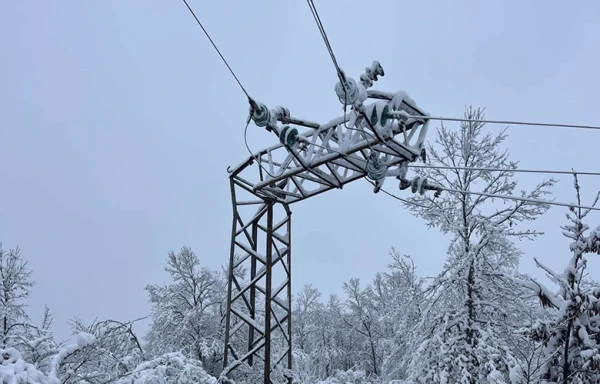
top-left (1, 1), bottom-right (599, 341)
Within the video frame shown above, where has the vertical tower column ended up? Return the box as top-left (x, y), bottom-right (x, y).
top-left (223, 176), bottom-right (293, 383)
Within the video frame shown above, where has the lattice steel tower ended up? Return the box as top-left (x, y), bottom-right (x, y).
top-left (222, 62), bottom-right (439, 383)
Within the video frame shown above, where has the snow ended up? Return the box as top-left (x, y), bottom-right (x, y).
top-left (314, 369), bottom-right (373, 384)
top-left (116, 353), bottom-right (217, 384)
top-left (0, 348), bottom-right (58, 384)
top-left (76, 332), bottom-right (96, 348)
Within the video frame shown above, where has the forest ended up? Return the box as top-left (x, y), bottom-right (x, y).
top-left (1, 111), bottom-right (599, 383)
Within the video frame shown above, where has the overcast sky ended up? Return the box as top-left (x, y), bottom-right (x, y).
top-left (1, 1), bottom-right (599, 341)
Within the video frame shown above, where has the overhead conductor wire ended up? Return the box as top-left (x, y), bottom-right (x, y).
top-left (306, 0), bottom-right (346, 85)
top-left (441, 187), bottom-right (600, 212)
top-left (181, 0), bottom-right (280, 178)
top-left (404, 115), bottom-right (600, 131)
top-left (181, 0), bottom-right (251, 100)
top-left (407, 164), bottom-right (600, 177)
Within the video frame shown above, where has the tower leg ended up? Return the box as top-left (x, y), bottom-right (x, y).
top-left (223, 177), bottom-right (293, 383)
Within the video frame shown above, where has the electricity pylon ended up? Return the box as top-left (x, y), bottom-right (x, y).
top-left (222, 62), bottom-right (439, 384)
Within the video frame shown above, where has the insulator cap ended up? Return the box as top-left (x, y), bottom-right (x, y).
top-left (366, 102), bottom-right (391, 128)
top-left (411, 176), bottom-right (429, 195)
top-left (279, 125), bottom-right (299, 147)
top-left (366, 154), bottom-right (387, 181)
top-left (251, 102), bottom-right (271, 127)
top-left (335, 77), bottom-right (361, 105)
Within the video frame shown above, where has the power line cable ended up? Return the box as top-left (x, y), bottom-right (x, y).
top-left (407, 164), bottom-right (600, 177)
top-left (182, 0), bottom-right (283, 178)
top-left (440, 187), bottom-right (600, 212)
top-left (400, 114), bottom-right (600, 131)
top-left (181, 0), bottom-right (251, 100)
top-left (306, 0), bottom-right (346, 85)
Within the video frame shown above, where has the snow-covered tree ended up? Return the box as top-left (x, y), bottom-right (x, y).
top-left (145, 246), bottom-right (225, 376)
top-left (313, 369), bottom-right (374, 384)
top-left (375, 250), bottom-right (423, 381)
top-left (18, 307), bottom-right (59, 373)
top-left (404, 107), bottom-right (554, 383)
top-left (0, 244), bottom-right (61, 376)
top-left (0, 244), bottom-right (34, 349)
top-left (342, 278), bottom-right (382, 377)
top-left (115, 352), bottom-right (217, 384)
top-left (0, 347), bottom-right (57, 384)
top-left (294, 284), bottom-right (322, 354)
top-left (48, 318), bottom-right (146, 383)
top-left (516, 174), bottom-right (600, 383)
top-left (293, 287), bottom-right (353, 381)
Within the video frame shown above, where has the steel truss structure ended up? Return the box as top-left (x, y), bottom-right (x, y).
top-left (223, 63), bottom-right (435, 383)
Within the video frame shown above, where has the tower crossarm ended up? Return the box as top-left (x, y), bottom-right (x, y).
top-left (229, 90), bottom-right (430, 204)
